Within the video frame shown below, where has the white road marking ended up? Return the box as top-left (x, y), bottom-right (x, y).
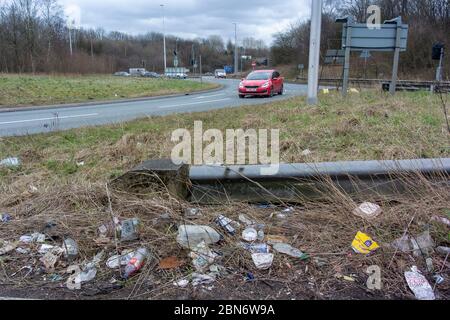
top-left (0, 113), bottom-right (99, 125)
top-left (158, 98), bottom-right (231, 109)
top-left (193, 93), bottom-right (226, 99)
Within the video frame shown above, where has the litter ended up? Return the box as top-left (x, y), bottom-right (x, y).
top-left (63, 238), bottom-right (78, 261)
top-left (351, 231), bottom-right (379, 254)
top-left (120, 218), bottom-right (140, 242)
top-left (66, 265), bottom-right (82, 290)
top-left (20, 233), bottom-right (46, 244)
top-left (159, 256), bottom-right (185, 270)
top-left (322, 88), bottom-right (330, 94)
top-left (349, 88), bottom-right (359, 93)
top-left (391, 235), bottom-right (411, 253)
top-left (174, 279), bottom-right (189, 288)
top-left (436, 246), bottom-right (450, 256)
top-left (276, 207), bottom-right (294, 219)
top-left (404, 266), bottom-right (435, 300)
top-left (252, 253), bottom-right (274, 270)
top-left (273, 243), bottom-right (309, 260)
top-left (257, 230), bottom-right (265, 242)
top-left (431, 215), bottom-right (450, 227)
top-left (426, 258), bottom-right (434, 272)
top-left (239, 242), bottom-right (270, 254)
top-left (176, 225), bottom-right (222, 249)
top-left (40, 251), bottom-right (60, 272)
top-left (245, 273), bottom-right (255, 282)
top-left (16, 247), bottom-right (30, 254)
top-left (343, 276), bottom-right (355, 282)
top-left (215, 215), bottom-right (236, 235)
top-left (0, 157), bottom-right (20, 167)
top-left (123, 248), bottom-right (149, 279)
top-left (98, 217), bottom-right (121, 237)
top-left (76, 161), bottom-right (85, 167)
top-left (411, 230), bottom-right (435, 257)
top-left (185, 208), bottom-right (202, 218)
top-left (0, 241), bottom-right (18, 255)
top-left (433, 274), bottom-right (444, 285)
top-left (0, 213), bottom-right (11, 223)
top-left (266, 235), bottom-right (289, 245)
top-left (353, 202), bottom-right (382, 220)
top-left (192, 273), bottom-right (216, 287)
top-left (242, 228), bottom-right (258, 242)
top-left (301, 149), bottom-right (312, 156)
top-left (106, 250), bottom-right (135, 269)
top-left (313, 257), bottom-right (328, 267)
top-left (38, 244), bottom-right (63, 255)
top-left (190, 241), bottom-right (219, 272)
top-left (238, 214), bottom-right (255, 226)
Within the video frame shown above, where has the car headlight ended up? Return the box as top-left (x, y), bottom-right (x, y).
top-left (261, 81), bottom-right (270, 88)
top-left (239, 82), bottom-right (244, 88)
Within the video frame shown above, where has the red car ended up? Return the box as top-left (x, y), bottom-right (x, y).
top-left (238, 70), bottom-right (284, 98)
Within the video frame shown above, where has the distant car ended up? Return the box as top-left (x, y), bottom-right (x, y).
top-left (167, 73), bottom-right (187, 79)
top-left (114, 71), bottom-right (130, 77)
top-left (215, 69), bottom-right (227, 78)
top-left (204, 72), bottom-right (214, 76)
top-left (238, 70), bottom-right (284, 98)
top-left (142, 71), bottom-right (160, 78)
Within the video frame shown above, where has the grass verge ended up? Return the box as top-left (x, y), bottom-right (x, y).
top-left (0, 74), bottom-right (218, 108)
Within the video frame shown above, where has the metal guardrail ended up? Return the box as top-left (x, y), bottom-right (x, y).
top-left (189, 159), bottom-right (450, 203)
top-left (294, 77), bottom-right (450, 92)
top-left (111, 158), bottom-right (450, 204)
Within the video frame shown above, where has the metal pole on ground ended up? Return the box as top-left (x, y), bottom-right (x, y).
top-left (307, 0), bottom-right (323, 105)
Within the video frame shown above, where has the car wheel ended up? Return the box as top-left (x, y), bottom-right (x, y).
top-left (279, 86), bottom-right (284, 95)
top-left (239, 95), bottom-right (245, 99)
top-left (269, 87), bottom-right (274, 97)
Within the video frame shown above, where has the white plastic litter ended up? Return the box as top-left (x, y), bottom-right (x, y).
top-left (190, 241), bottom-right (219, 272)
top-left (177, 225), bottom-right (221, 249)
top-left (20, 233), bottom-right (46, 244)
top-left (174, 279), bottom-right (190, 288)
top-left (106, 250), bottom-right (135, 269)
top-left (242, 228), bottom-right (258, 242)
top-left (0, 157), bottom-right (20, 167)
top-left (238, 214), bottom-right (255, 226)
top-left (192, 273), bottom-right (216, 286)
top-left (273, 243), bottom-right (308, 260)
top-left (251, 253), bottom-right (274, 270)
top-left (404, 266), bottom-right (435, 300)
top-left (353, 202), bottom-right (382, 220)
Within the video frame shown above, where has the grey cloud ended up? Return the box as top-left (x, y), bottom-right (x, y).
top-left (59, 0), bottom-right (311, 44)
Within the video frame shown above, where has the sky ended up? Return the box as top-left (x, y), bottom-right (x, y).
top-left (59, 0), bottom-right (312, 45)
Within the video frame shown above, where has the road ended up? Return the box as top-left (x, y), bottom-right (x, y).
top-left (0, 77), bottom-right (308, 137)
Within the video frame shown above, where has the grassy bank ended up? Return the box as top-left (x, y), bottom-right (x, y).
top-left (1, 90), bottom-right (448, 181)
top-left (0, 74), bottom-right (218, 108)
top-left (0, 90), bottom-right (449, 300)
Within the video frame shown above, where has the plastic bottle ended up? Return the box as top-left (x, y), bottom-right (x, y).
top-left (177, 225), bottom-right (222, 249)
top-left (123, 248), bottom-right (149, 279)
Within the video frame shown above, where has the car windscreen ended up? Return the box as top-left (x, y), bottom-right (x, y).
top-left (246, 72), bottom-right (271, 80)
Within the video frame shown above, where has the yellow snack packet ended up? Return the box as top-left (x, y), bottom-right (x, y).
top-left (352, 231), bottom-right (379, 254)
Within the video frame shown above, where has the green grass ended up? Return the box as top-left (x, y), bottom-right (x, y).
top-left (0, 74), bottom-right (218, 108)
top-left (0, 90), bottom-right (449, 183)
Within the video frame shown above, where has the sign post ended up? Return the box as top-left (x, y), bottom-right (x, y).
top-left (387, 17), bottom-right (403, 95)
top-left (336, 16), bottom-right (408, 96)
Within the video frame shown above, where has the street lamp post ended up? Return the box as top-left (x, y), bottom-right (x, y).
top-left (161, 4), bottom-right (167, 73)
top-left (233, 22), bottom-right (238, 75)
top-left (307, 0), bottom-right (323, 105)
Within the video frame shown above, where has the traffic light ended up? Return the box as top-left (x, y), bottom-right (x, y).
top-left (432, 43), bottom-right (444, 60)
